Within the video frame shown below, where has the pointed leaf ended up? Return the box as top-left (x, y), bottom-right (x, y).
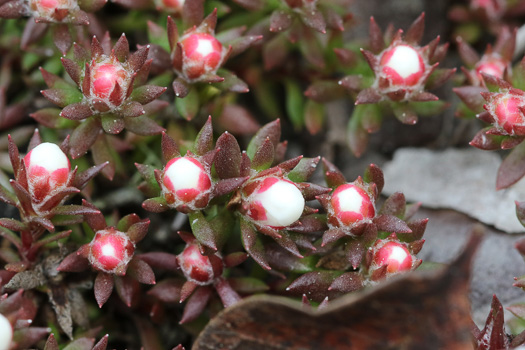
top-left (138, 252), bottom-right (179, 271)
top-left (251, 138), bottom-right (274, 171)
top-left (69, 118), bottom-right (101, 159)
top-left (215, 132), bottom-right (241, 179)
top-left (180, 286), bottom-right (212, 324)
top-left (188, 211), bottom-right (218, 251)
top-left (142, 197), bottom-right (169, 212)
top-left (247, 119), bottom-right (281, 159)
top-left (286, 271), bottom-right (340, 302)
top-left (241, 218), bottom-right (270, 270)
top-left (130, 85), bottom-right (167, 105)
top-left (215, 277), bottom-right (241, 307)
top-left (94, 273), bottom-right (114, 308)
top-left (175, 87), bottom-right (199, 121)
top-left (328, 272), bottom-right (364, 293)
top-left (124, 115), bottom-right (164, 136)
top-left (497, 140), bottom-right (525, 189)
top-left (194, 116), bottom-right (213, 156)
top-left (405, 13), bottom-right (425, 44)
top-left (147, 278), bottom-right (182, 303)
top-left (270, 10), bottom-right (293, 33)
top-left (127, 258), bottom-right (155, 284)
top-left (379, 192), bottom-right (406, 218)
top-left (373, 214), bottom-right (412, 234)
top-left (161, 132), bottom-right (180, 162)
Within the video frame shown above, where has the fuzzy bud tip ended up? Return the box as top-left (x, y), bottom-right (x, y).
top-left (88, 228), bottom-right (135, 274)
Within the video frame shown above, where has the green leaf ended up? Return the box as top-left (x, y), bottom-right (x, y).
top-left (146, 72), bottom-right (173, 89)
top-left (136, 163), bottom-right (161, 194)
top-left (189, 211), bottom-right (220, 251)
top-left (347, 105), bottom-right (370, 157)
top-left (254, 80), bottom-right (281, 118)
top-left (304, 100), bottom-right (324, 135)
top-left (147, 23), bottom-right (169, 52)
top-left (285, 79), bottom-right (305, 130)
top-left (408, 100), bottom-right (448, 117)
top-left (175, 87), bottom-right (199, 121)
top-left (63, 338), bottom-right (95, 350)
top-left (22, 52), bottom-right (41, 72)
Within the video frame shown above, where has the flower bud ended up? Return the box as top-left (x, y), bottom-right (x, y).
top-left (244, 177), bottom-right (305, 228)
top-left (91, 61), bottom-right (129, 100)
top-left (88, 228), bottom-right (135, 274)
top-left (328, 183), bottom-right (375, 228)
top-left (486, 93), bottom-right (525, 135)
top-left (155, 0), bottom-right (184, 12)
top-left (24, 142), bottom-right (71, 202)
top-left (380, 44), bottom-right (426, 87)
top-left (475, 56), bottom-right (507, 80)
top-left (179, 33), bottom-right (223, 81)
top-left (162, 156), bottom-right (212, 209)
top-left (0, 313), bottom-right (12, 350)
top-left (177, 243), bottom-right (222, 285)
top-left (470, 0), bottom-right (505, 20)
top-left (372, 241), bottom-right (413, 274)
top-left (37, 0), bottom-right (59, 9)
top-left (31, 0), bottom-right (68, 15)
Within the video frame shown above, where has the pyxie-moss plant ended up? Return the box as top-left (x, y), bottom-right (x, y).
top-left (2, 2), bottom-right (525, 349)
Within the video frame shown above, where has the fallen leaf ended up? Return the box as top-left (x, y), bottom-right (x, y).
top-left (192, 229), bottom-right (482, 350)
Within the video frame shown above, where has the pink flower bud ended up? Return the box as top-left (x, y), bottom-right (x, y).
top-left (244, 177), bottom-right (305, 228)
top-left (88, 228), bottom-right (135, 274)
top-left (487, 93), bottom-right (525, 135)
top-left (177, 243), bottom-right (222, 285)
top-left (475, 57), bottom-right (507, 80)
top-left (24, 142), bottom-right (71, 202)
top-left (155, 0), bottom-right (184, 11)
top-left (372, 241), bottom-right (413, 274)
top-left (470, 0), bottom-right (505, 20)
top-left (30, 0), bottom-right (71, 20)
top-left (380, 45), bottom-right (426, 87)
top-left (0, 313), bottom-right (12, 350)
top-left (179, 33), bottom-right (223, 80)
top-left (328, 183), bottom-right (375, 228)
top-left (162, 156), bottom-right (212, 209)
top-left (91, 62), bottom-right (129, 99)
top-left (38, 0), bottom-right (60, 9)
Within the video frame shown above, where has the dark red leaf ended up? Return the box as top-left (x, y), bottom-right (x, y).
top-left (94, 272), bottom-right (114, 308)
top-left (215, 132), bottom-right (241, 179)
top-left (127, 258), bottom-right (155, 285)
top-left (180, 286), bottom-right (212, 324)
